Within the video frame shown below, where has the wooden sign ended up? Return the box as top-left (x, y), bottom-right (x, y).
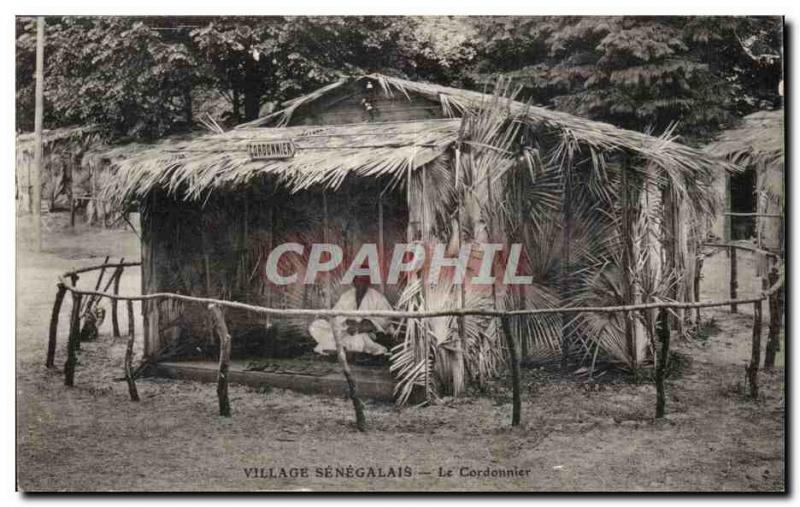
top-left (248, 139), bottom-right (296, 160)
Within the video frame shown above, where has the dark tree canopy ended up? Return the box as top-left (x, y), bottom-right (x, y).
top-left (16, 16), bottom-right (782, 144)
top-left (470, 16), bottom-right (783, 142)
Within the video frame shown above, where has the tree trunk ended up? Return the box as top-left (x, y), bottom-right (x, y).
top-left (243, 73), bottom-right (262, 121)
top-left (232, 88), bottom-right (241, 124)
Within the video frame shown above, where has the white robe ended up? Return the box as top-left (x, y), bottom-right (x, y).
top-left (308, 288), bottom-right (393, 355)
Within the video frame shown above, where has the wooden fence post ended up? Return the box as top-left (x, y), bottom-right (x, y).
top-left (209, 304), bottom-right (232, 417)
top-left (127, 298), bottom-right (136, 338)
top-left (330, 320), bottom-right (367, 432)
top-left (501, 315), bottom-right (522, 427)
top-left (125, 300), bottom-right (139, 402)
top-left (764, 267), bottom-right (781, 369)
top-left (83, 255), bottom-right (110, 315)
top-left (694, 256), bottom-right (704, 323)
top-left (746, 298), bottom-right (763, 399)
top-left (729, 246), bottom-right (738, 313)
top-left (655, 308), bottom-right (671, 418)
top-left (64, 292), bottom-right (82, 387)
top-left (111, 265), bottom-right (124, 337)
top-left (46, 283), bottom-right (67, 368)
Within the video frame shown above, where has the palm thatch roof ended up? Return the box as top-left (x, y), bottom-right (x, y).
top-left (706, 109), bottom-right (784, 169)
top-left (101, 119), bottom-right (461, 205)
top-left (101, 73), bottom-right (732, 207)
top-left (17, 124), bottom-right (101, 151)
top-left (239, 73), bottom-right (729, 176)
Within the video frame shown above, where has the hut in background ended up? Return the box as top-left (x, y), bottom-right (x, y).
top-left (101, 74), bottom-right (725, 402)
top-left (15, 125), bottom-right (101, 213)
top-left (707, 110), bottom-right (784, 254)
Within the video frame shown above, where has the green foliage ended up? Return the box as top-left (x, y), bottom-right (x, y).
top-left (16, 16), bottom-right (477, 138)
top-left (188, 16), bottom-right (476, 123)
top-left (471, 16), bottom-right (783, 143)
top-left (16, 15), bottom-right (782, 145)
top-left (17, 16), bottom-right (199, 140)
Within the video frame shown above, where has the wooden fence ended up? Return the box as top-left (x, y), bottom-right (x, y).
top-left (46, 243), bottom-right (785, 432)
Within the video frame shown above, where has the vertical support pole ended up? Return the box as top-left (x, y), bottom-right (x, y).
top-left (693, 256), bottom-right (704, 323)
top-left (514, 163), bottom-right (529, 359)
top-left (265, 203), bottom-right (274, 331)
top-left (32, 16), bottom-right (45, 251)
top-left (724, 174), bottom-right (731, 245)
top-left (203, 254), bottom-right (212, 297)
top-left (481, 147), bottom-right (503, 398)
top-left (747, 298), bottom-right (763, 398)
top-left (209, 304), bottom-right (231, 417)
top-left (64, 292), bottom-right (82, 387)
top-left (323, 191), bottom-right (365, 431)
top-left (127, 299), bottom-right (136, 340)
top-left (243, 193), bottom-right (248, 292)
top-left (377, 196), bottom-right (385, 294)
top-left (655, 308), bottom-right (671, 418)
top-left (201, 218), bottom-right (212, 297)
top-left (454, 147), bottom-right (467, 384)
top-left (112, 265), bottom-right (123, 337)
top-left (730, 246), bottom-right (738, 313)
top-left (501, 315), bottom-right (522, 427)
top-left (764, 266), bottom-right (781, 369)
top-left (331, 320), bottom-right (367, 432)
top-left (561, 163), bottom-right (572, 370)
top-left (70, 196), bottom-right (76, 227)
top-left (125, 300), bottom-right (139, 402)
top-left (620, 163), bottom-right (638, 378)
top-left (46, 283), bottom-right (67, 368)
top-left (764, 267), bottom-right (781, 369)
top-left (420, 166), bottom-right (431, 397)
top-left (322, 192), bottom-right (331, 310)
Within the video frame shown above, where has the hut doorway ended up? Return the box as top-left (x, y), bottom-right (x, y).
top-left (730, 167), bottom-right (757, 240)
top-left (142, 178), bottom-right (410, 401)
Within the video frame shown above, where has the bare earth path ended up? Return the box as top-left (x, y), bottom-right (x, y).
top-left (16, 214), bottom-right (785, 492)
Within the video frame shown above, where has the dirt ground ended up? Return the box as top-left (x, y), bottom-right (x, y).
top-left (15, 213), bottom-right (785, 492)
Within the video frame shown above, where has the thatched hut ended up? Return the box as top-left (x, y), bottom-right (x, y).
top-left (15, 125), bottom-right (101, 213)
top-left (707, 110), bottom-right (784, 254)
top-left (102, 74), bottom-right (725, 402)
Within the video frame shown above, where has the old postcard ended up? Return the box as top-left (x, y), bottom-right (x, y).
top-left (14, 14), bottom-right (785, 493)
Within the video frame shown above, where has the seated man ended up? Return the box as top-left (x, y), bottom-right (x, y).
top-left (308, 275), bottom-right (393, 356)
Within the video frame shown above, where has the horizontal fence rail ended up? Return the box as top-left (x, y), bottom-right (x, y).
top-left (722, 212), bottom-right (783, 218)
top-left (702, 242), bottom-right (781, 259)
top-left (55, 274), bottom-right (784, 318)
top-left (48, 246), bottom-right (785, 430)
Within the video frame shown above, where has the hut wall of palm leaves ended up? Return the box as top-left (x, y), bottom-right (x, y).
top-left (102, 75), bottom-right (727, 404)
top-left (706, 110), bottom-right (784, 256)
